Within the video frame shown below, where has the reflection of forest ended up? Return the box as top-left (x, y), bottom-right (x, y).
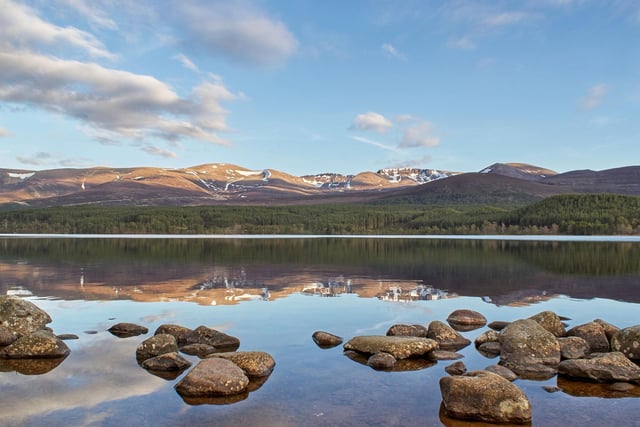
top-left (1, 238), bottom-right (639, 305)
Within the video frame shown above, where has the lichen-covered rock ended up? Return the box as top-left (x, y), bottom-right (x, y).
top-left (446, 309), bottom-right (487, 330)
top-left (0, 325), bottom-right (17, 346)
top-left (136, 334), bottom-right (179, 362)
top-left (429, 350), bottom-right (464, 360)
top-left (343, 335), bottom-right (438, 359)
top-left (529, 311), bottom-right (566, 337)
top-left (427, 320), bottom-right (471, 351)
top-left (180, 343), bottom-right (217, 358)
top-left (155, 324), bottom-right (193, 346)
top-left (141, 351), bottom-right (192, 372)
top-left (610, 325), bottom-right (640, 361)
top-left (108, 322), bottom-right (149, 338)
top-left (558, 352), bottom-right (640, 383)
top-left (475, 330), bottom-right (500, 348)
top-left (499, 319), bottom-right (560, 378)
top-left (185, 326), bottom-right (240, 351)
top-left (558, 336), bottom-right (590, 360)
top-left (0, 296), bottom-right (52, 337)
top-left (567, 322), bottom-right (610, 353)
top-left (367, 352), bottom-right (397, 370)
top-left (445, 361), bottom-right (467, 376)
top-left (312, 331), bottom-right (343, 348)
top-left (175, 358), bottom-right (249, 397)
top-left (0, 330), bottom-right (70, 359)
top-left (207, 351), bottom-right (275, 377)
top-left (386, 324), bottom-right (427, 338)
top-left (594, 319), bottom-right (620, 342)
top-left (439, 370), bottom-right (532, 424)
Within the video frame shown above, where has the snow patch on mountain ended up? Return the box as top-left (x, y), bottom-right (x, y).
top-left (8, 172), bottom-right (35, 180)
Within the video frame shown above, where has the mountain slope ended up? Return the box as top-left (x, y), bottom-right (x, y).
top-left (479, 163), bottom-right (557, 181)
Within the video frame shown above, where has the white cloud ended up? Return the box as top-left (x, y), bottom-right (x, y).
top-left (142, 145), bottom-right (178, 158)
top-left (350, 112), bottom-right (393, 133)
top-left (580, 84), bottom-right (609, 110)
top-left (381, 43), bottom-right (406, 60)
top-left (482, 11), bottom-right (529, 27)
top-left (0, 0), bottom-right (115, 59)
top-left (447, 36), bottom-right (476, 50)
top-left (173, 53), bottom-right (199, 72)
top-left (351, 136), bottom-right (399, 152)
top-left (60, 0), bottom-right (119, 30)
top-left (399, 121), bottom-right (440, 148)
top-left (16, 152), bottom-right (55, 166)
top-left (177, 0), bottom-right (298, 66)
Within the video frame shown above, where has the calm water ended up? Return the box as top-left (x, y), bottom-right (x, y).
top-left (1, 237), bottom-right (639, 427)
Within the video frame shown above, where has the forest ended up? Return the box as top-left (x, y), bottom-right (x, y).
top-left (0, 193), bottom-right (639, 235)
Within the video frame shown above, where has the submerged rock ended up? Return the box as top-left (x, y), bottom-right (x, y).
top-left (136, 334), bottom-right (179, 362)
top-left (175, 358), bottom-right (249, 397)
top-left (367, 352), bottom-right (397, 370)
top-left (611, 325), bottom-right (640, 361)
top-left (343, 335), bottom-right (438, 359)
top-left (312, 331), bottom-right (343, 348)
top-left (558, 352), bottom-right (640, 383)
top-left (386, 324), bottom-right (428, 338)
top-left (0, 330), bottom-right (70, 359)
top-left (439, 370), bottom-right (532, 424)
top-left (0, 296), bottom-right (52, 337)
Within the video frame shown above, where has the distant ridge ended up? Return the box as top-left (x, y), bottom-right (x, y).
top-left (1, 162), bottom-right (639, 208)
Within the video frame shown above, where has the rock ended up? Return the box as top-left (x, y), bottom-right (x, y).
top-left (141, 351), bottom-right (191, 372)
top-left (180, 343), bottom-right (217, 357)
top-left (155, 324), bottom-right (193, 346)
top-left (474, 330), bottom-right (500, 348)
top-left (558, 352), bottom-right (640, 383)
top-left (529, 310), bottom-right (566, 337)
top-left (136, 334), bottom-right (179, 362)
top-left (427, 320), bottom-right (471, 351)
top-left (484, 364), bottom-right (518, 381)
top-left (594, 319), bottom-right (620, 342)
top-left (445, 361), bottom-right (467, 375)
top-left (0, 325), bottom-right (18, 346)
top-left (429, 350), bottom-right (464, 361)
top-left (207, 351), bottom-right (276, 377)
top-left (367, 352), bottom-right (397, 370)
top-left (386, 324), bottom-right (427, 337)
top-left (0, 296), bottom-right (52, 337)
top-left (567, 322), bottom-right (610, 353)
top-left (56, 334), bottom-right (79, 340)
top-left (439, 370), bottom-right (532, 424)
top-left (108, 322), bottom-right (149, 338)
top-left (487, 321), bottom-right (510, 331)
top-left (611, 325), bottom-right (640, 361)
top-left (0, 330), bottom-right (70, 359)
top-left (344, 349), bottom-right (435, 372)
top-left (185, 326), bottom-right (240, 351)
top-left (175, 358), bottom-right (249, 397)
top-left (499, 319), bottom-right (560, 379)
top-left (312, 331), bottom-right (343, 348)
top-left (446, 309), bottom-right (487, 331)
top-left (477, 342), bottom-right (501, 358)
top-left (543, 386), bottom-right (561, 393)
top-left (343, 335), bottom-right (438, 359)
top-left (558, 336), bottom-right (590, 360)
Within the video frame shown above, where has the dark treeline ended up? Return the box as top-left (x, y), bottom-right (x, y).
top-left (0, 193), bottom-right (639, 235)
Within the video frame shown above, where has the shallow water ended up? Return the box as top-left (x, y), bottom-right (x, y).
top-left (1, 237), bottom-right (639, 426)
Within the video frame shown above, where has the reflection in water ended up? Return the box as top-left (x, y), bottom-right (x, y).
top-left (0, 237), bottom-right (640, 426)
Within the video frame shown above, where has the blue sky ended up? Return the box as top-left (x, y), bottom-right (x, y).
top-left (1, 0), bottom-right (639, 176)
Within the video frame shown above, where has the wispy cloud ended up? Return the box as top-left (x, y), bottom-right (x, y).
top-left (399, 120), bottom-right (440, 148)
top-left (60, 0), bottom-right (119, 30)
top-left (176, 0), bottom-right (298, 66)
top-left (351, 136), bottom-right (399, 152)
top-left (447, 36), bottom-right (476, 50)
top-left (15, 151), bottom-right (93, 167)
top-left (580, 84), bottom-right (609, 110)
top-left (142, 145), bottom-right (178, 158)
top-left (173, 53), bottom-right (199, 72)
top-left (381, 43), bottom-right (406, 60)
top-left (350, 112), bottom-right (393, 133)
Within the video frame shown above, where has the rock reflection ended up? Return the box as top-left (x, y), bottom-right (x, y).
top-left (0, 355), bottom-right (68, 375)
top-left (377, 284), bottom-right (454, 302)
top-left (439, 403), bottom-right (532, 427)
top-left (343, 350), bottom-right (436, 372)
top-left (176, 373), bottom-right (272, 406)
top-left (557, 376), bottom-right (640, 398)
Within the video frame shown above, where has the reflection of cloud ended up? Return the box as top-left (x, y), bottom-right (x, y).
top-left (140, 310), bottom-right (177, 324)
top-left (0, 336), bottom-right (164, 424)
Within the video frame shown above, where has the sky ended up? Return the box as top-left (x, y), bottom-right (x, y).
top-left (1, 0), bottom-right (639, 176)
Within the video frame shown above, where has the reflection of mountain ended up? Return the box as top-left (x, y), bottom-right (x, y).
top-left (1, 238), bottom-right (640, 306)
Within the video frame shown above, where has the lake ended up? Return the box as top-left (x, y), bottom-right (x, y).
top-left (1, 236), bottom-right (639, 426)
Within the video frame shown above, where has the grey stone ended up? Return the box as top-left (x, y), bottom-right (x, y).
top-left (558, 352), bottom-right (640, 383)
top-left (0, 296), bottom-right (52, 337)
top-left (136, 334), bottom-right (179, 362)
top-left (207, 351), bottom-right (276, 377)
top-left (611, 325), bottom-right (640, 361)
top-left (0, 330), bottom-right (70, 359)
top-left (567, 322), bottom-right (610, 353)
top-left (141, 351), bottom-right (192, 372)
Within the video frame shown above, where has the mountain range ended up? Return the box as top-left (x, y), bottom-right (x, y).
top-left (1, 162), bottom-right (639, 208)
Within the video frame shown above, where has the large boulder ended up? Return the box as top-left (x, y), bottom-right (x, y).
top-left (136, 334), bottom-right (179, 362)
top-left (611, 325), bottom-right (640, 361)
top-left (499, 319), bottom-right (560, 378)
top-left (185, 326), bottom-right (240, 351)
top-left (439, 370), bottom-right (532, 424)
top-left (558, 352), bottom-right (640, 383)
top-left (175, 358), bottom-right (249, 397)
top-left (207, 351), bottom-right (275, 377)
top-left (567, 322), bottom-right (610, 353)
top-left (529, 311), bottom-right (566, 337)
top-left (0, 296), bottom-right (51, 337)
top-left (426, 320), bottom-right (471, 351)
top-left (343, 335), bottom-right (438, 359)
top-left (0, 330), bottom-right (70, 359)
top-left (386, 324), bottom-right (427, 337)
